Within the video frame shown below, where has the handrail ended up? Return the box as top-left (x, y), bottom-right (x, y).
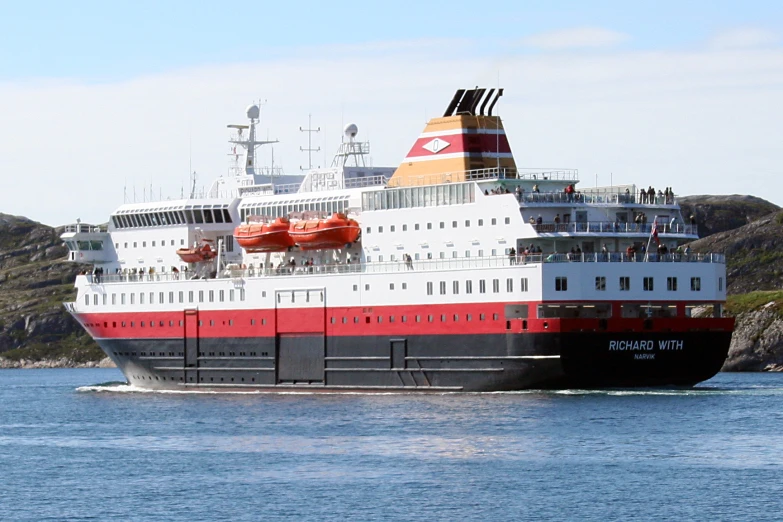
top-left (532, 222), bottom-right (696, 235)
top-left (516, 191), bottom-right (677, 206)
top-left (61, 224), bottom-right (108, 234)
top-left (82, 252), bottom-right (725, 285)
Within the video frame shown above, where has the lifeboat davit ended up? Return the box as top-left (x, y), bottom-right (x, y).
top-left (234, 217), bottom-right (295, 253)
top-left (176, 240), bottom-right (216, 263)
top-left (289, 213), bottom-right (360, 250)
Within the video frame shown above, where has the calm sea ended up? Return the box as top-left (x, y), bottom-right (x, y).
top-left (0, 369), bottom-right (782, 521)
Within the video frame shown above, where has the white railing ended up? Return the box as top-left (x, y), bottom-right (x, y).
top-left (61, 223), bottom-right (107, 234)
top-left (532, 222), bottom-right (697, 235)
top-left (82, 252), bottom-right (725, 286)
top-left (515, 191), bottom-right (677, 206)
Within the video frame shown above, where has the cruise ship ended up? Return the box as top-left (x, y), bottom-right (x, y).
top-left (62, 88), bottom-right (734, 391)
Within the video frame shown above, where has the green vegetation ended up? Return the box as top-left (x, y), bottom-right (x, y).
top-left (726, 291), bottom-right (783, 317)
top-left (1, 332), bottom-right (103, 363)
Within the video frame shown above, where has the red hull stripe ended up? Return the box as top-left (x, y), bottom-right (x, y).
top-left (405, 134), bottom-right (512, 158)
top-left (74, 301), bottom-right (734, 340)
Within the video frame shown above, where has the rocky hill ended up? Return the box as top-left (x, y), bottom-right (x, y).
top-left (689, 210), bottom-right (783, 295)
top-left (0, 214), bottom-right (103, 366)
top-left (723, 291), bottom-right (783, 372)
top-left (678, 195), bottom-right (779, 238)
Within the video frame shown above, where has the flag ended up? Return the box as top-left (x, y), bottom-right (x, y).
top-left (651, 219), bottom-right (660, 246)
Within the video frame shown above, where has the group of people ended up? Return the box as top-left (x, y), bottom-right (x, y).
top-left (508, 245), bottom-right (543, 264)
top-left (639, 186), bottom-right (675, 204)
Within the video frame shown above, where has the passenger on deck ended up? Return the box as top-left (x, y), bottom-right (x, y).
top-left (626, 244), bottom-right (636, 260)
top-left (529, 216), bottom-right (536, 225)
top-left (554, 214), bottom-right (561, 225)
top-left (509, 247), bottom-right (516, 265)
top-left (536, 215), bottom-right (543, 225)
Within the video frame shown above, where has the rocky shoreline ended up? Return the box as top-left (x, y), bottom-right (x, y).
top-left (0, 356), bottom-right (116, 369)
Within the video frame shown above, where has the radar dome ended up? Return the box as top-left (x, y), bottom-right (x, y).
top-left (246, 104), bottom-right (260, 120)
top-left (344, 123), bottom-right (358, 140)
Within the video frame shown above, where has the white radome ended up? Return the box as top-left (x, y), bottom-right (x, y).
top-left (344, 123), bottom-right (358, 140)
top-left (246, 104), bottom-right (260, 120)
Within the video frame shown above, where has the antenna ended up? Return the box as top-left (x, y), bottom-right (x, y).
top-left (189, 171), bottom-right (197, 199)
top-left (300, 113), bottom-right (321, 170)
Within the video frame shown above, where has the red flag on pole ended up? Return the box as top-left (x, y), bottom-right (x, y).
top-left (651, 219), bottom-right (660, 246)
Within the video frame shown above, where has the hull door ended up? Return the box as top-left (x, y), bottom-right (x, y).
top-left (183, 309), bottom-right (199, 384)
top-left (274, 288), bottom-right (326, 386)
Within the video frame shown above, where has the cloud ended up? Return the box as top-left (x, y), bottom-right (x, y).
top-left (521, 27), bottom-right (630, 50)
top-left (0, 38), bottom-right (781, 226)
top-left (709, 27), bottom-right (780, 50)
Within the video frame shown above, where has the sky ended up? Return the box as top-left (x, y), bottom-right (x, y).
top-left (0, 0), bottom-right (781, 226)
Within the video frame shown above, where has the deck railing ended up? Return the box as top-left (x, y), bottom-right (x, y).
top-left (532, 222), bottom-right (696, 235)
top-left (83, 252), bottom-right (724, 285)
top-left (515, 191), bottom-right (677, 206)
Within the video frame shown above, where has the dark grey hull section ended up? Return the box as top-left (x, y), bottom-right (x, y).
top-left (97, 331), bottom-right (732, 392)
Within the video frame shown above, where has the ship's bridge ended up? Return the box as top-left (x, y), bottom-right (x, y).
top-left (60, 222), bottom-right (113, 264)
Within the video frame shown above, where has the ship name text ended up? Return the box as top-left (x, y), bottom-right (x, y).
top-left (609, 340), bottom-right (684, 351)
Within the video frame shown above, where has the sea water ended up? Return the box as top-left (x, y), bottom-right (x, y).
top-left (0, 369), bottom-right (782, 521)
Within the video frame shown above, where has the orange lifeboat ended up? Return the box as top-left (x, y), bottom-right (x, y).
top-left (289, 213), bottom-right (360, 250)
top-left (234, 217), bottom-right (295, 253)
top-left (176, 240), bottom-right (217, 263)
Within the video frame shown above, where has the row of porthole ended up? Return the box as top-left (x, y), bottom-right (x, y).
top-left (330, 313), bottom-right (501, 324)
top-left (366, 217), bottom-right (510, 235)
top-left (132, 374), bottom-right (258, 383)
top-left (86, 318), bottom-right (268, 329)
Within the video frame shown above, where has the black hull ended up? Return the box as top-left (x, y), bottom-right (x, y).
top-left (97, 331), bottom-right (732, 392)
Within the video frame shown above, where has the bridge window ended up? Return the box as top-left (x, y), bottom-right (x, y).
top-left (178, 291), bottom-right (184, 303)
top-left (220, 290), bottom-right (225, 302)
top-left (198, 291), bottom-right (204, 303)
top-left (667, 277), bottom-right (678, 291)
top-left (402, 224), bottom-right (407, 231)
top-left (506, 278), bottom-right (513, 292)
top-left (479, 280), bottom-right (486, 293)
top-left (619, 277), bottom-right (630, 291)
top-left (415, 224), bottom-right (420, 231)
top-left (521, 278), bottom-right (529, 292)
top-left (493, 279), bottom-right (500, 293)
top-left (390, 225), bottom-right (395, 232)
top-left (130, 293), bottom-right (135, 305)
top-left (691, 277), bottom-right (701, 291)
top-left (555, 277), bottom-right (568, 291)
top-left (466, 280), bottom-right (473, 294)
top-left (439, 281), bottom-right (446, 295)
top-left (453, 281), bottom-right (459, 294)
top-left (390, 283), bottom-right (395, 290)
top-left (440, 222), bottom-right (445, 229)
top-left (644, 277), bottom-right (654, 291)
top-left (718, 277), bottom-right (723, 292)
top-left (595, 277), bottom-right (606, 291)
top-left (478, 219), bottom-right (484, 226)
top-left (491, 218), bottom-right (497, 225)
top-left (84, 294), bottom-right (89, 306)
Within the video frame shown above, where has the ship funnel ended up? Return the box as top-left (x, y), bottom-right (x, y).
top-left (388, 87), bottom-right (516, 187)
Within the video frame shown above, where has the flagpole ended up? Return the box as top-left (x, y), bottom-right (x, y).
top-left (645, 215), bottom-right (659, 261)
